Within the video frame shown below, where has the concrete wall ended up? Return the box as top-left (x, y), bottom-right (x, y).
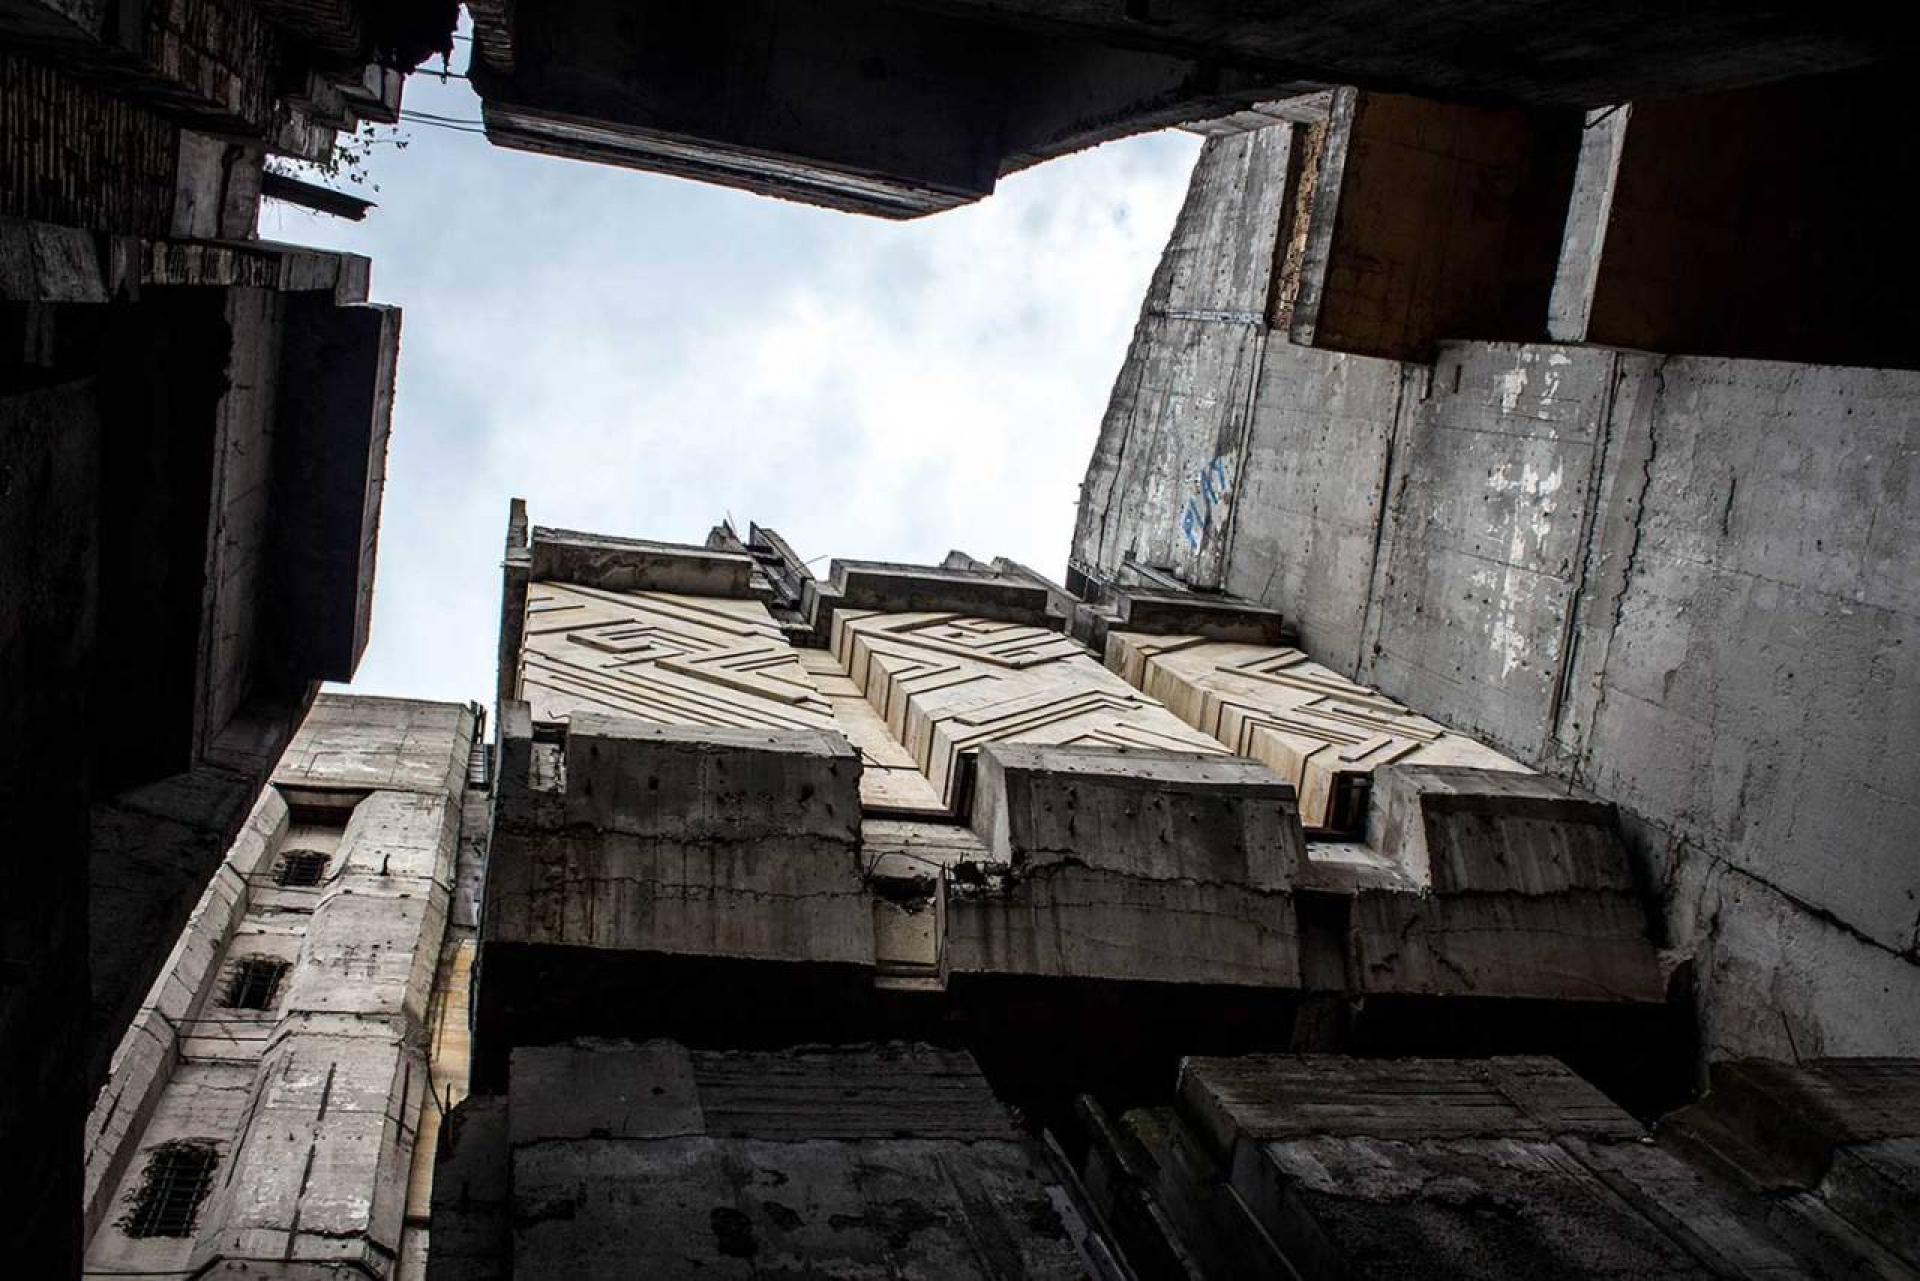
top-left (1072, 125), bottom-right (1294, 590)
top-left (1074, 131), bottom-right (1920, 1065)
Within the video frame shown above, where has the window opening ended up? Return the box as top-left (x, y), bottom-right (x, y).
top-left (222, 957), bottom-right (290, 1011)
top-left (122, 1140), bottom-right (218, 1238)
top-left (275, 851), bottom-right (330, 887)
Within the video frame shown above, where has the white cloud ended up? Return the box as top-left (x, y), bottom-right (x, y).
top-left (265, 63), bottom-right (1198, 706)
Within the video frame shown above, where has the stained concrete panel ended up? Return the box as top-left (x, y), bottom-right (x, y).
top-left (1219, 339), bottom-right (1408, 672)
top-left (1360, 344), bottom-right (1617, 759)
top-left (485, 718), bottom-right (871, 966)
top-left (949, 741), bottom-right (1301, 988)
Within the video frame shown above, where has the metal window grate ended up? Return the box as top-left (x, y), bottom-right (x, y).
top-left (221, 957), bottom-right (290, 1011)
top-left (275, 850), bottom-right (330, 887)
top-left (123, 1141), bottom-right (218, 1238)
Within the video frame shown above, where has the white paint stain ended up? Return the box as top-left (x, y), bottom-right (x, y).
top-left (1497, 366), bottom-right (1529, 413)
top-left (1479, 457), bottom-right (1565, 679)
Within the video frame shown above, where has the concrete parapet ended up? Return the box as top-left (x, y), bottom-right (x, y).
top-left (1337, 765), bottom-right (1667, 1004)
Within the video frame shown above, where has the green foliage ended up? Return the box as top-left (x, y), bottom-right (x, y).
top-left (267, 120), bottom-right (411, 195)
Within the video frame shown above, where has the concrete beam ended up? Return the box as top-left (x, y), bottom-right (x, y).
top-left (948, 742), bottom-right (1302, 988)
top-left (1286, 90), bottom-right (1581, 362)
top-left (470, 0), bottom-right (1298, 218)
top-left (268, 294), bottom-right (398, 684)
top-left (529, 526), bottom-right (758, 598)
top-left (1548, 69), bottom-right (1920, 369)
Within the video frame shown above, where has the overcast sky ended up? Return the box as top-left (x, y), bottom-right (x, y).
top-left (265, 35), bottom-right (1199, 707)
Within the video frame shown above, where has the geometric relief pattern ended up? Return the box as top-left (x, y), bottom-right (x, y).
top-left (520, 582), bottom-right (835, 731)
top-left (833, 611), bottom-right (1226, 808)
top-left (1108, 633), bottom-right (1526, 829)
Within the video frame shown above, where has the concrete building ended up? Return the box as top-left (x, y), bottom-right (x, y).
top-left (2, 3), bottom-right (451, 1267)
top-left (81, 693), bottom-right (489, 1278)
top-left (402, 512), bottom-right (1920, 1277)
top-left (13, 4), bottom-right (1920, 1277)
top-left (1068, 91), bottom-right (1920, 1070)
top-left (76, 514), bottom-right (1920, 1277)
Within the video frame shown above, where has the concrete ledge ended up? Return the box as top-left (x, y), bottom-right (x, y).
top-left (804, 558), bottom-right (1059, 642)
top-left (1346, 766), bottom-right (1665, 1003)
top-left (1368, 765), bottom-right (1628, 893)
top-left (949, 743), bottom-right (1302, 987)
top-left (530, 527), bottom-right (757, 597)
top-left (487, 716), bottom-right (871, 966)
top-left (971, 742), bottom-right (1302, 890)
top-left (1080, 588), bottom-right (1288, 652)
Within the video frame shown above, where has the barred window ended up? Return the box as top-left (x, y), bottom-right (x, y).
top-left (123, 1141), bottom-right (218, 1238)
top-left (275, 850), bottom-right (330, 887)
top-left (221, 957), bottom-right (290, 1011)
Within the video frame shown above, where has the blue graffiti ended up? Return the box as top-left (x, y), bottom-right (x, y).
top-left (1181, 499), bottom-right (1204, 551)
top-left (1180, 455), bottom-right (1232, 552)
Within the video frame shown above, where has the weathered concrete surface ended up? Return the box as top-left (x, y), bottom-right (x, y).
top-left (949, 742), bottom-right (1302, 988)
top-left (1072, 128), bottom-right (1920, 1062)
top-left (429, 1041), bottom-right (1085, 1279)
top-left (485, 716), bottom-right (869, 962)
top-left (1342, 767), bottom-right (1669, 1005)
top-left (1072, 125), bottom-right (1294, 590)
top-left (80, 789), bottom-right (287, 1243)
top-left (974, 742), bottom-right (1301, 888)
top-left (475, 712), bottom-right (876, 1087)
top-left (1663, 1057), bottom-right (1920, 1272)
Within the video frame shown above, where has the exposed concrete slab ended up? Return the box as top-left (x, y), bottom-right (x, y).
top-left (486, 718), bottom-right (868, 961)
top-left (431, 1041), bottom-right (1082, 1279)
top-left (972, 742), bottom-right (1300, 890)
